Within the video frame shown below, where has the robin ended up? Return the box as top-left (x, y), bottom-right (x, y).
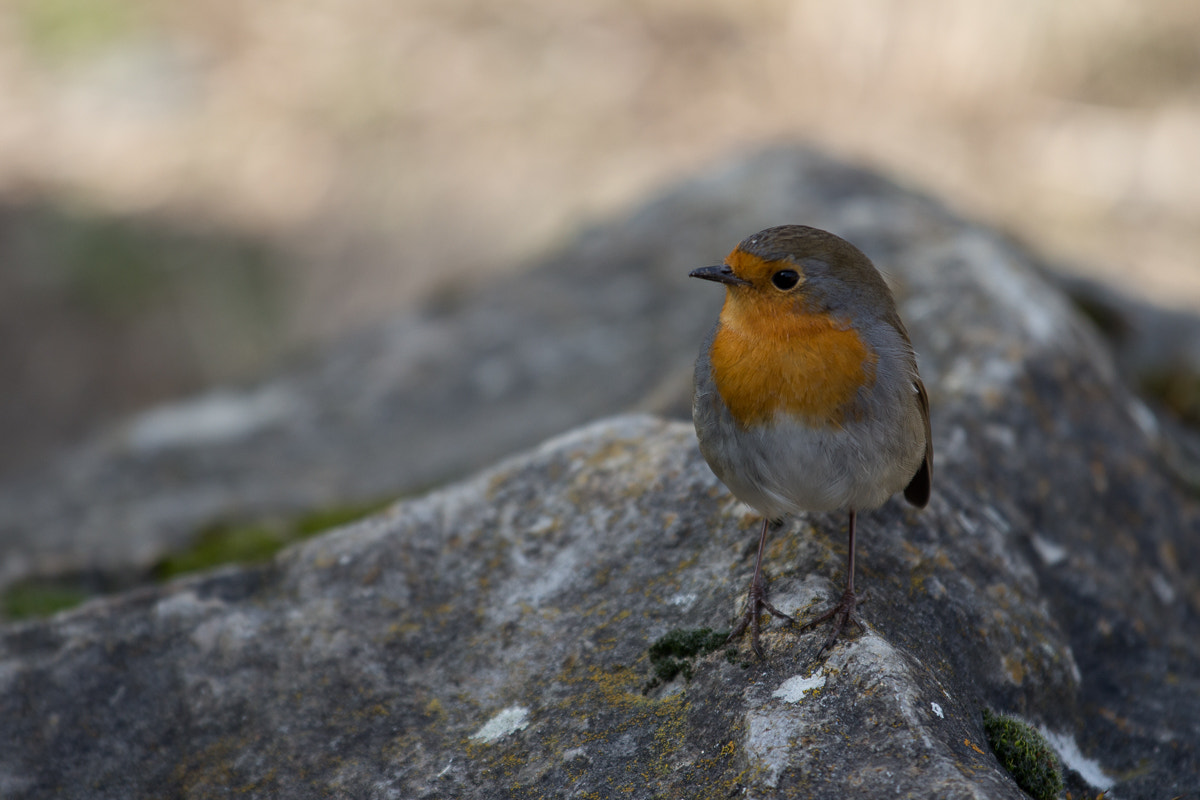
top-left (690, 225), bottom-right (932, 657)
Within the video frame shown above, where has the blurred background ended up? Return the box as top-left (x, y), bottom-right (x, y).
top-left (2, 0), bottom-right (1198, 479)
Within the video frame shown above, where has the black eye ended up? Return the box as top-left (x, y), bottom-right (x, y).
top-left (771, 269), bottom-right (800, 290)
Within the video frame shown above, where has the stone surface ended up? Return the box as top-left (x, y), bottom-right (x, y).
top-left (1, 147), bottom-right (1198, 798)
top-left (1054, 272), bottom-right (1200, 489)
top-left (0, 405), bottom-right (1195, 798)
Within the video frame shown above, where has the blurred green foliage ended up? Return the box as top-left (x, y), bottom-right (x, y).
top-left (16, 0), bottom-right (145, 62)
top-left (23, 208), bottom-right (281, 324)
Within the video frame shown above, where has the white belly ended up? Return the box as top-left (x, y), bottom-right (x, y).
top-left (694, 387), bottom-right (926, 520)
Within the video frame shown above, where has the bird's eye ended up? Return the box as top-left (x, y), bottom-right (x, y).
top-left (771, 269), bottom-right (800, 290)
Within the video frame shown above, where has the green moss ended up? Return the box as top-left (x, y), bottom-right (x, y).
top-left (155, 497), bottom-right (396, 580)
top-left (649, 627), bottom-right (730, 661)
top-left (2, 499), bottom-right (398, 620)
top-left (654, 658), bottom-right (691, 683)
top-left (646, 627), bottom-right (730, 687)
top-left (154, 523), bottom-right (287, 580)
top-left (2, 579), bottom-right (91, 620)
top-left (982, 709), bottom-right (1064, 800)
top-left (293, 498), bottom-right (395, 538)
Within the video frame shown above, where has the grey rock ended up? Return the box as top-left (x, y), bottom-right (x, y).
top-left (1052, 272), bottom-right (1200, 490)
top-left (1, 147), bottom-right (1198, 798)
top-left (0, 405), bottom-right (1196, 797)
top-left (1053, 272), bottom-right (1200, 386)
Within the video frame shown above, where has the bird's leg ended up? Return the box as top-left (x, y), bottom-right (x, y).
top-left (726, 517), bottom-right (795, 657)
top-left (799, 510), bottom-right (866, 655)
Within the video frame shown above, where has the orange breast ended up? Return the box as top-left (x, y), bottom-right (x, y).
top-left (710, 299), bottom-right (877, 429)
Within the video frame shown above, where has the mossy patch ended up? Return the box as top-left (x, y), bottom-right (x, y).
top-left (154, 497), bottom-right (396, 580)
top-left (646, 627), bottom-right (730, 686)
top-left (1, 579), bottom-right (92, 621)
top-left (293, 502), bottom-right (392, 537)
top-left (153, 522), bottom-right (287, 580)
top-left (981, 708), bottom-right (1064, 800)
top-left (1, 497), bottom-right (398, 621)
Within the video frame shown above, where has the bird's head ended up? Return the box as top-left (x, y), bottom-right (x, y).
top-left (689, 224), bottom-right (890, 325)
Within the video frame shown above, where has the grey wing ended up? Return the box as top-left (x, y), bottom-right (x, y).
top-left (902, 377), bottom-right (932, 508)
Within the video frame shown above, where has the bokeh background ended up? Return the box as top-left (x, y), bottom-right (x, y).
top-left (2, 0), bottom-right (1199, 478)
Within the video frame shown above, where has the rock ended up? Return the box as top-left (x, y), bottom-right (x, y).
top-left (0, 143), bottom-right (1195, 796)
top-left (0, 406), bottom-right (1195, 798)
top-left (1, 146), bottom-right (1198, 798)
top-left (1053, 272), bottom-right (1200, 489)
top-left (1054, 272), bottom-right (1200, 392)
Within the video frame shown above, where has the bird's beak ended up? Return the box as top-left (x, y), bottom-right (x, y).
top-left (689, 265), bottom-right (751, 287)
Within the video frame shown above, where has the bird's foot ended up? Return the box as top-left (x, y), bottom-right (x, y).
top-left (798, 588), bottom-right (865, 656)
top-left (725, 581), bottom-right (795, 658)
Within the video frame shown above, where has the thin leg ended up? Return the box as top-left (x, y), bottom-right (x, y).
top-left (799, 510), bottom-right (866, 655)
top-left (726, 517), bottom-right (795, 657)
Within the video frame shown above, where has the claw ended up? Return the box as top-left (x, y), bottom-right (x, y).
top-left (726, 583), bottom-right (794, 657)
top-left (798, 587), bottom-right (864, 655)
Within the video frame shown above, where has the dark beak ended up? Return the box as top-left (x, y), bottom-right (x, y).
top-left (688, 265), bottom-right (751, 287)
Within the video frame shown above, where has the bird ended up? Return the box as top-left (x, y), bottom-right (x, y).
top-left (689, 224), bottom-right (932, 657)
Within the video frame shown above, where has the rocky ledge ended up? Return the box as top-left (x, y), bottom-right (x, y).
top-left (1, 148), bottom-right (1198, 798)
